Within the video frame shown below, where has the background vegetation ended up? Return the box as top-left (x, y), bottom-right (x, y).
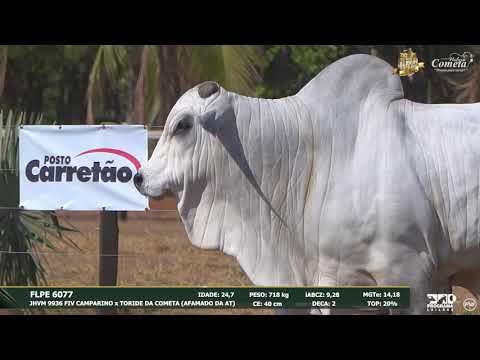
top-left (2, 45), bottom-right (479, 127)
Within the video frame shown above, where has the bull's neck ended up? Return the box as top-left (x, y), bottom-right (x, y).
top-left (179, 94), bottom-right (321, 285)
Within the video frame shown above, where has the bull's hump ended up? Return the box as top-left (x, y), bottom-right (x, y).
top-left (198, 81), bottom-right (220, 98)
top-left (296, 54), bottom-right (404, 106)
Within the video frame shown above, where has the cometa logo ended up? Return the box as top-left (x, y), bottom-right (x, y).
top-left (25, 148), bottom-right (141, 184)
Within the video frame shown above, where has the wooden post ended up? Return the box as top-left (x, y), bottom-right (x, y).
top-left (98, 210), bottom-right (119, 315)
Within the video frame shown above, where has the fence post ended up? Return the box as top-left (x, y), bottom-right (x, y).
top-left (98, 210), bottom-right (119, 315)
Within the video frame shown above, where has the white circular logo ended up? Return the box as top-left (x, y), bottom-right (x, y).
top-left (463, 298), bottom-right (477, 312)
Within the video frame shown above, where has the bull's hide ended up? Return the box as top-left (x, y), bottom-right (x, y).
top-left (139, 54), bottom-right (480, 314)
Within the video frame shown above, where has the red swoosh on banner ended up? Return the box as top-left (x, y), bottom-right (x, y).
top-left (75, 148), bottom-right (141, 170)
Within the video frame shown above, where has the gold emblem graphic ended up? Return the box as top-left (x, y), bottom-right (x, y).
top-left (393, 48), bottom-right (424, 77)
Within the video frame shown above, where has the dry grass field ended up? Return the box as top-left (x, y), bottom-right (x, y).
top-left (32, 210), bottom-right (274, 315)
top-left (1, 198), bottom-right (478, 315)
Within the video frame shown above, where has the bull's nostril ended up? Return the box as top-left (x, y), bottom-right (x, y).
top-left (133, 173), bottom-right (143, 188)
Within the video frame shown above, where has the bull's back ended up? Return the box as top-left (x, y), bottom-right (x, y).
top-left (406, 100), bottom-right (480, 252)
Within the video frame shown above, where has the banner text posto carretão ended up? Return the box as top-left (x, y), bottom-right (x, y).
top-left (25, 157), bottom-right (133, 183)
top-left (19, 125), bottom-right (148, 211)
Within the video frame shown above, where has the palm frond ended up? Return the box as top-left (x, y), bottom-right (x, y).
top-left (86, 45), bottom-right (129, 123)
top-left (0, 288), bottom-right (18, 308)
top-left (184, 45), bottom-right (264, 95)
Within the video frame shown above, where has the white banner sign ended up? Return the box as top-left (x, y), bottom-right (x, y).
top-left (19, 125), bottom-right (148, 211)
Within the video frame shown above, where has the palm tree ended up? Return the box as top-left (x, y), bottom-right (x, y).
top-left (86, 45), bottom-right (264, 126)
top-left (85, 45), bottom-right (128, 124)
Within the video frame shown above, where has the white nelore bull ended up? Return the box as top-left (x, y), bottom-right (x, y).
top-left (135, 54), bottom-right (480, 315)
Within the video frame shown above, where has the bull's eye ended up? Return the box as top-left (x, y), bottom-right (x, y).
top-left (173, 117), bottom-right (193, 135)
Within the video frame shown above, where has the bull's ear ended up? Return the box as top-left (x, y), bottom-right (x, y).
top-left (198, 99), bottom-right (233, 135)
top-left (198, 110), bottom-right (223, 134)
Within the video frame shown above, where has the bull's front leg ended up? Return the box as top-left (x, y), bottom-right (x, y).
top-left (312, 257), bottom-right (432, 315)
top-left (316, 277), bottom-right (390, 315)
top-left (379, 251), bottom-right (445, 315)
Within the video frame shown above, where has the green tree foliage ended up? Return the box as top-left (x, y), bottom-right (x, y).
top-left (256, 45), bottom-right (347, 98)
top-left (1, 45), bottom-right (97, 123)
top-left (0, 45), bottom-right (265, 126)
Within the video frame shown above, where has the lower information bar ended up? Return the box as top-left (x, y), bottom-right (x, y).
top-left (0, 287), bottom-right (410, 310)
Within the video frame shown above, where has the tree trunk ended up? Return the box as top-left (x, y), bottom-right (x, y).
top-left (57, 69), bottom-right (65, 123)
top-left (133, 46), bottom-right (149, 125)
top-left (98, 210), bottom-right (119, 315)
top-left (157, 45), bottom-right (182, 126)
top-left (0, 46), bottom-right (7, 100)
top-left (68, 67), bottom-right (89, 124)
top-left (86, 97), bottom-right (95, 124)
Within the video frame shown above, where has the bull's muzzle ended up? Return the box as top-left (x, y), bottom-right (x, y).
top-left (133, 172), bottom-right (143, 191)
